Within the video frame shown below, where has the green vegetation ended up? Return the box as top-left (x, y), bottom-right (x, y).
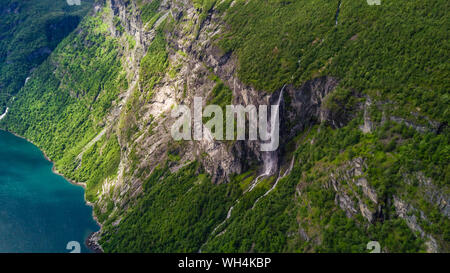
top-left (139, 31), bottom-right (168, 100)
top-left (203, 119), bottom-right (448, 252)
top-left (139, 0), bottom-right (162, 26)
top-left (193, 1), bottom-right (449, 252)
top-left (100, 161), bottom-right (241, 252)
top-left (0, 0), bottom-right (447, 253)
top-left (0, 8), bottom-right (126, 203)
top-left (207, 73), bottom-right (233, 110)
top-left (0, 0), bottom-right (92, 112)
top-left (217, 0), bottom-right (449, 124)
top-left (113, 16), bottom-right (125, 34)
top-left (74, 134), bottom-right (121, 202)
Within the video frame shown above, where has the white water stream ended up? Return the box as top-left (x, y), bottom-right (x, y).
top-left (0, 107), bottom-right (9, 121)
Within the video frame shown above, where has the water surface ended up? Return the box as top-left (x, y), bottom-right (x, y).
top-left (0, 130), bottom-right (99, 253)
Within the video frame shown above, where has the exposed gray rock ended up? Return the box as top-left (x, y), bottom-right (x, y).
top-left (406, 172), bottom-right (450, 218)
top-left (86, 231), bottom-right (104, 253)
top-left (88, 0), bottom-right (384, 249)
top-left (360, 97), bottom-right (374, 133)
top-left (393, 195), bottom-right (439, 253)
top-left (390, 116), bottom-right (429, 133)
top-left (330, 157), bottom-right (379, 223)
top-left (285, 76), bottom-right (340, 139)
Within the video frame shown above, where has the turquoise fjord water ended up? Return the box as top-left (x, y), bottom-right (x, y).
top-left (0, 130), bottom-right (99, 253)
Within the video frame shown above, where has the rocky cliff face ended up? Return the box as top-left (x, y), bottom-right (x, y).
top-left (330, 157), bottom-right (379, 223)
top-left (79, 1), bottom-right (449, 252)
top-left (102, 0), bottom-right (347, 194)
top-left (2, 0), bottom-right (447, 253)
top-left (84, 0), bottom-right (352, 247)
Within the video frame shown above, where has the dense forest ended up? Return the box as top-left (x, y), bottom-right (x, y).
top-left (0, 0), bottom-right (448, 253)
top-left (0, 0), bottom-right (93, 113)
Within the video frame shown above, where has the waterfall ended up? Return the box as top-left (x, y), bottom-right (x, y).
top-left (245, 85), bottom-right (285, 193)
top-left (261, 85), bottom-right (285, 174)
top-left (199, 85), bottom-right (286, 252)
top-left (335, 1), bottom-right (342, 26)
top-left (251, 155), bottom-right (295, 209)
top-left (245, 173), bottom-right (269, 193)
top-left (0, 107), bottom-right (9, 121)
top-left (211, 199), bottom-right (239, 234)
top-left (199, 199), bottom-right (240, 252)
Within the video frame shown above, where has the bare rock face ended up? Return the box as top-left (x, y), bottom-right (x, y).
top-left (285, 76), bottom-right (340, 136)
top-left (329, 157), bottom-right (379, 223)
top-left (404, 172), bottom-right (450, 219)
top-left (86, 231), bottom-right (104, 253)
top-left (360, 97), bottom-right (374, 134)
top-left (417, 173), bottom-right (450, 218)
top-left (89, 0), bottom-right (350, 208)
top-left (393, 196), bottom-right (439, 253)
top-left (90, 0), bottom-right (353, 239)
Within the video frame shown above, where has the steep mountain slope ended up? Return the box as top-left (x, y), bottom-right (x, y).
top-left (0, 0), bottom-right (448, 253)
top-left (0, 0), bottom-right (93, 112)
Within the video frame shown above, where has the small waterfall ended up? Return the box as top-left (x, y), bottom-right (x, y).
top-left (252, 155), bottom-right (295, 209)
top-left (199, 85), bottom-right (286, 252)
top-left (211, 199), bottom-right (239, 234)
top-left (245, 85), bottom-right (286, 193)
top-left (0, 107), bottom-right (9, 121)
top-left (253, 84), bottom-right (286, 188)
top-left (335, 1), bottom-right (342, 26)
top-left (245, 173), bottom-right (268, 193)
top-left (199, 199), bottom-right (240, 252)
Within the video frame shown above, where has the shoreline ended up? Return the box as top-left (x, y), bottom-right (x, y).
top-left (0, 128), bottom-right (104, 253)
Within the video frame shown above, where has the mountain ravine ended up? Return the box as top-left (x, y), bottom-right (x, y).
top-left (0, 0), bottom-right (448, 253)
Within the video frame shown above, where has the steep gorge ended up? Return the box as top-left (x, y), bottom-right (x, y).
top-left (0, 0), bottom-right (448, 253)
